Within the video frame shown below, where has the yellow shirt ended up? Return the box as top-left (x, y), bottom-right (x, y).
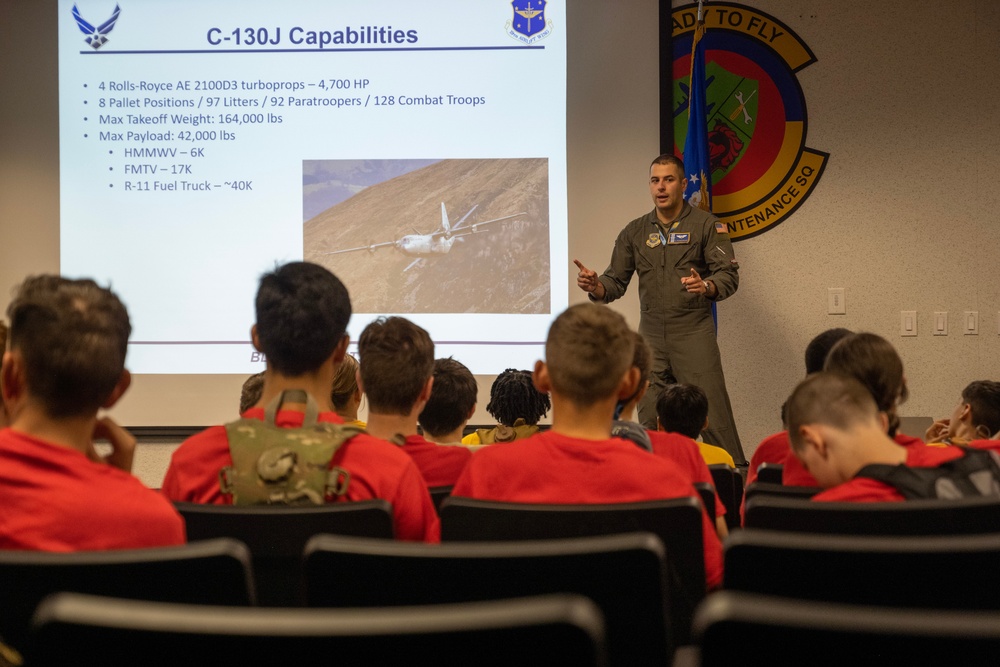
top-left (698, 441), bottom-right (735, 467)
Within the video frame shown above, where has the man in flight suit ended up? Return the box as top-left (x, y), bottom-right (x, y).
top-left (575, 154), bottom-right (745, 464)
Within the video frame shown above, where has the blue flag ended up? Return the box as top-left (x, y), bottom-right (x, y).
top-left (683, 13), bottom-right (712, 211)
top-left (682, 10), bottom-right (717, 329)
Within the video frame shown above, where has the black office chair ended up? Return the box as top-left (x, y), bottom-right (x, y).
top-left (708, 465), bottom-right (740, 530)
top-left (428, 485), bottom-right (453, 513)
top-left (0, 538), bottom-right (253, 655)
top-left (30, 592), bottom-right (608, 667)
top-left (304, 532), bottom-right (668, 667)
top-left (724, 529), bottom-right (1000, 609)
top-left (175, 500), bottom-right (393, 606)
top-left (439, 496), bottom-right (706, 646)
top-left (690, 591), bottom-right (1000, 667)
top-left (743, 495), bottom-right (1000, 535)
top-left (755, 462), bottom-right (784, 485)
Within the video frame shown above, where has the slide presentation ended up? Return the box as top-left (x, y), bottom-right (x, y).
top-left (58, 0), bottom-right (567, 375)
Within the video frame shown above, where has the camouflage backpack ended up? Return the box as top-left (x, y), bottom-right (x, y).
top-left (219, 390), bottom-right (362, 505)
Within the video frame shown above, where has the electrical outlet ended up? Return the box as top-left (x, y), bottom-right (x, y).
top-left (964, 311), bottom-right (979, 335)
top-left (827, 288), bottom-right (845, 315)
top-left (933, 312), bottom-right (948, 336)
top-left (900, 311), bottom-right (917, 337)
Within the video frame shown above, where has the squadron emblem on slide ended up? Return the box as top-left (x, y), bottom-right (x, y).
top-left (72, 3), bottom-right (122, 50)
top-left (672, 2), bottom-right (828, 241)
top-left (506, 0), bottom-right (553, 45)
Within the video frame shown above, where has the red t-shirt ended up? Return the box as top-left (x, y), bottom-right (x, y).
top-left (813, 445), bottom-right (966, 502)
top-left (161, 409), bottom-right (440, 542)
top-left (400, 434), bottom-right (472, 487)
top-left (648, 430), bottom-right (725, 518)
top-left (452, 430), bottom-right (723, 589)
top-left (0, 428), bottom-right (185, 551)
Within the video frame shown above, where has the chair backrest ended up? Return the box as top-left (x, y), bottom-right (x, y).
top-left (693, 591), bottom-right (1000, 666)
top-left (742, 481), bottom-right (820, 506)
top-left (694, 482), bottom-right (716, 521)
top-left (304, 532), bottom-right (668, 667)
top-left (0, 538), bottom-right (253, 654)
top-left (755, 462), bottom-right (784, 485)
top-left (30, 592), bottom-right (607, 667)
top-left (174, 500), bottom-right (393, 606)
top-left (428, 485), bottom-right (453, 513)
top-left (724, 529), bottom-right (1000, 609)
top-left (743, 495), bottom-right (1000, 535)
top-left (439, 496), bottom-right (705, 646)
top-left (708, 465), bottom-right (739, 530)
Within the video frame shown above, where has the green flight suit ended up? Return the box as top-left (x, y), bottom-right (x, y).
top-left (592, 204), bottom-right (745, 464)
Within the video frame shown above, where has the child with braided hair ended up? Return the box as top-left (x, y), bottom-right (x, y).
top-left (462, 368), bottom-right (551, 445)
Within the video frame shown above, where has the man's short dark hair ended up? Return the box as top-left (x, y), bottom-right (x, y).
top-left (824, 332), bottom-right (908, 437)
top-left (545, 303), bottom-right (635, 407)
top-left (6, 275), bottom-right (131, 418)
top-left (419, 357), bottom-right (478, 438)
top-left (486, 369), bottom-right (550, 426)
top-left (786, 372), bottom-right (880, 450)
top-left (650, 154), bottom-right (685, 173)
top-left (358, 317), bottom-right (434, 416)
top-left (962, 380), bottom-right (1000, 438)
top-left (656, 384), bottom-right (709, 439)
top-left (255, 262), bottom-right (351, 377)
top-left (804, 328), bottom-right (853, 374)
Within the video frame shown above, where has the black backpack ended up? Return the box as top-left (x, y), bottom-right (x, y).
top-left (855, 447), bottom-right (1000, 500)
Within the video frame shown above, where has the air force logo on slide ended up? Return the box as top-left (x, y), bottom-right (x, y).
top-left (72, 3), bottom-right (121, 50)
top-left (506, 0), bottom-right (553, 45)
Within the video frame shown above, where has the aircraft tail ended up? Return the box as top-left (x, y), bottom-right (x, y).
top-left (441, 202), bottom-right (451, 234)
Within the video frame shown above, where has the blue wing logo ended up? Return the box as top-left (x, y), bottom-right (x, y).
top-left (72, 4), bottom-right (121, 50)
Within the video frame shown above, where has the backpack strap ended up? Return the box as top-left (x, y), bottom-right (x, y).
top-left (263, 389), bottom-right (318, 427)
top-left (853, 463), bottom-right (938, 500)
top-left (856, 448), bottom-right (1000, 500)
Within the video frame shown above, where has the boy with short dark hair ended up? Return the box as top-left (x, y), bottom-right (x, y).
top-left (452, 303), bottom-right (722, 588)
top-left (928, 380), bottom-right (1000, 445)
top-left (162, 262), bottom-right (438, 542)
top-left (420, 357), bottom-right (478, 445)
top-left (0, 275), bottom-right (184, 550)
top-left (656, 383), bottom-right (735, 467)
top-left (359, 318), bottom-right (471, 487)
top-left (787, 372), bottom-right (979, 502)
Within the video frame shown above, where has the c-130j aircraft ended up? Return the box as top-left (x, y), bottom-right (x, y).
top-left (321, 202), bottom-right (527, 271)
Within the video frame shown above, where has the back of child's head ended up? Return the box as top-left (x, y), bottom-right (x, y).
top-left (255, 262), bottom-right (351, 377)
top-left (419, 357), bottom-right (478, 438)
top-left (330, 353), bottom-right (360, 411)
top-left (486, 369), bottom-right (550, 426)
top-left (823, 332), bottom-right (908, 436)
top-left (239, 371), bottom-right (265, 413)
top-left (544, 303), bottom-right (634, 407)
top-left (804, 328), bottom-right (853, 374)
top-left (786, 372), bottom-right (880, 451)
top-left (656, 384), bottom-right (708, 439)
top-left (962, 380), bottom-right (1000, 438)
top-left (358, 316), bottom-right (434, 416)
top-left (6, 275), bottom-right (131, 418)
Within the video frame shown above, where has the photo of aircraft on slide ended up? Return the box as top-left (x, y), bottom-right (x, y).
top-left (320, 202), bottom-right (528, 272)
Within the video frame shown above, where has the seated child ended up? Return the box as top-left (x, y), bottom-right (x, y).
top-left (926, 381), bottom-right (1000, 446)
top-left (462, 368), bottom-right (551, 445)
top-left (452, 303), bottom-right (722, 589)
top-left (330, 353), bottom-right (366, 429)
top-left (420, 357), bottom-right (478, 446)
top-left (239, 371), bottom-right (265, 414)
top-left (0, 275), bottom-right (184, 550)
top-left (786, 372), bottom-right (982, 502)
top-left (162, 262), bottom-right (438, 542)
top-left (656, 383), bottom-right (735, 468)
top-left (359, 318), bottom-right (471, 488)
